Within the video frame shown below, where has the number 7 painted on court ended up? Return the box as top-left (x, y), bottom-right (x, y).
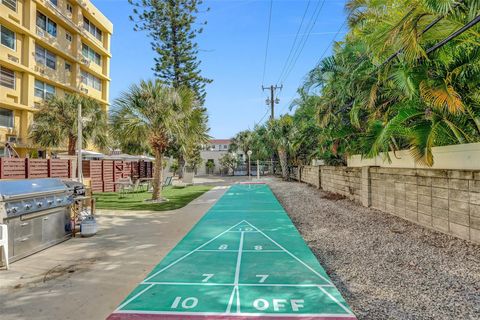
top-left (202, 273), bottom-right (214, 282)
top-left (256, 274), bottom-right (269, 283)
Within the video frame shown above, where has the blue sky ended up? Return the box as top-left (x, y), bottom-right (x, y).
top-left (93, 0), bottom-right (348, 138)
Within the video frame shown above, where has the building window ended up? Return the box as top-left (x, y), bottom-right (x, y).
top-left (81, 70), bottom-right (101, 91)
top-left (82, 43), bottom-right (101, 65)
top-left (36, 12), bottom-right (57, 37)
top-left (66, 2), bottom-right (73, 14)
top-left (1, 0), bottom-right (16, 11)
top-left (83, 17), bottom-right (102, 41)
top-left (224, 144), bottom-right (228, 149)
top-left (65, 32), bottom-right (72, 42)
top-left (35, 44), bottom-right (56, 70)
top-left (1, 25), bottom-right (15, 50)
top-left (0, 108), bottom-right (14, 128)
top-left (49, 0), bottom-right (57, 6)
top-left (65, 62), bottom-right (71, 72)
top-left (34, 80), bottom-right (55, 99)
top-left (0, 66), bottom-right (15, 89)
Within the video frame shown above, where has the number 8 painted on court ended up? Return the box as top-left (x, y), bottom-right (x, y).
top-left (171, 296), bottom-right (198, 309)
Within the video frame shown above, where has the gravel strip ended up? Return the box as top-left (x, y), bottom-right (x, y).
top-left (268, 179), bottom-right (480, 320)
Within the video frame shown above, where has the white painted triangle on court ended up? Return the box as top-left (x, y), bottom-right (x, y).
top-left (141, 219), bottom-right (332, 286)
top-left (239, 220), bottom-right (333, 285)
top-left (141, 220), bottom-right (249, 284)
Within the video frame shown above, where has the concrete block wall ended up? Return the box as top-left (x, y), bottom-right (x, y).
top-left (292, 165), bottom-right (480, 244)
top-left (320, 166), bottom-right (362, 202)
top-left (369, 167), bottom-right (480, 243)
top-left (299, 166), bottom-right (321, 188)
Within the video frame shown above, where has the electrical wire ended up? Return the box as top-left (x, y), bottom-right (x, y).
top-left (261, 0), bottom-right (274, 86)
top-left (276, 0), bottom-right (312, 85)
top-left (278, 0), bottom-right (327, 85)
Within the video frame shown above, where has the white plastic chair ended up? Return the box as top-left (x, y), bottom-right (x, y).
top-left (0, 224), bottom-right (8, 270)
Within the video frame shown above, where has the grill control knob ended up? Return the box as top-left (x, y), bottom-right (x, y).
top-left (57, 198), bottom-right (62, 203)
top-left (37, 202), bottom-right (43, 207)
top-left (47, 200), bottom-right (53, 205)
top-left (6, 208), bottom-right (11, 214)
top-left (25, 204), bottom-right (31, 210)
top-left (11, 207), bottom-right (17, 213)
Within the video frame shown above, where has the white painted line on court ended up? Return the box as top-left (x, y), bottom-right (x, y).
top-left (143, 220), bottom-right (247, 283)
top-left (228, 231), bottom-right (259, 233)
top-left (243, 220), bottom-right (333, 285)
top-left (196, 249), bottom-right (283, 252)
top-left (141, 281), bottom-right (334, 288)
top-left (225, 286), bottom-right (236, 313)
top-left (234, 231), bottom-right (245, 285)
top-left (143, 282), bottom-right (233, 286)
top-left (243, 249), bottom-right (283, 252)
top-left (113, 310), bottom-right (356, 318)
top-left (318, 286), bottom-right (353, 315)
top-left (116, 284), bottom-right (154, 311)
top-left (235, 285), bottom-right (241, 313)
top-left (197, 249), bottom-right (239, 252)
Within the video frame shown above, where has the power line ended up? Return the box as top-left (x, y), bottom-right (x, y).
top-left (280, 14), bottom-right (348, 116)
top-left (278, 0), bottom-right (327, 85)
top-left (379, 0), bottom-right (465, 68)
top-left (257, 109), bottom-right (270, 126)
top-left (276, 0), bottom-right (312, 85)
top-left (313, 19), bottom-right (347, 67)
top-left (426, 13), bottom-right (480, 54)
top-left (261, 0), bottom-right (274, 85)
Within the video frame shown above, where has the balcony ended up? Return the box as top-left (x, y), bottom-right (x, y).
top-left (33, 64), bottom-right (72, 87)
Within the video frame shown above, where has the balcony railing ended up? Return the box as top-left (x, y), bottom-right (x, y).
top-left (34, 64), bottom-right (72, 86)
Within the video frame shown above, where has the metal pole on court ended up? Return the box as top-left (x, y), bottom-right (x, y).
top-left (247, 150), bottom-right (252, 181)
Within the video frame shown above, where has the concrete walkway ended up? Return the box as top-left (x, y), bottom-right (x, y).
top-left (0, 186), bottom-right (229, 320)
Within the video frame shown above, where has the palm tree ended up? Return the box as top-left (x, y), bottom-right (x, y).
top-left (110, 80), bottom-right (195, 200)
top-left (267, 115), bottom-right (296, 180)
top-left (30, 94), bottom-right (108, 155)
top-left (178, 106), bottom-right (210, 179)
top-left (230, 130), bottom-right (254, 174)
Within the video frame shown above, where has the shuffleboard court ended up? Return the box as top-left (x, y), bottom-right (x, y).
top-left (107, 183), bottom-right (357, 319)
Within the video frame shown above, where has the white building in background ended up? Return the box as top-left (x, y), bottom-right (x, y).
top-left (197, 139), bottom-right (245, 175)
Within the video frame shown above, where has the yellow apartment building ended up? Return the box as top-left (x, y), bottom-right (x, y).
top-left (0, 0), bottom-right (112, 157)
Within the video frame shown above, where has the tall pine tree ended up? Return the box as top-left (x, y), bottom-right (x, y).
top-left (129, 0), bottom-right (212, 103)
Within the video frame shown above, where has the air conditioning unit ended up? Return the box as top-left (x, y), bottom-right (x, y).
top-left (80, 87), bottom-right (89, 94)
top-left (7, 136), bottom-right (18, 144)
top-left (81, 58), bottom-right (91, 66)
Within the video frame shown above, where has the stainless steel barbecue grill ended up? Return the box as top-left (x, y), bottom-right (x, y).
top-left (0, 178), bottom-right (74, 264)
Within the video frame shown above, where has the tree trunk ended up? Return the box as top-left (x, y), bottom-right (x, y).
top-left (278, 148), bottom-right (289, 181)
top-left (178, 155), bottom-right (185, 179)
top-left (152, 149), bottom-right (164, 201)
top-left (68, 136), bottom-right (77, 156)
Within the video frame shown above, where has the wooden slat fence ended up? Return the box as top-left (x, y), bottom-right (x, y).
top-left (0, 158), bottom-right (71, 179)
top-left (102, 160), bottom-right (114, 192)
top-left (83, 160), bottom-right (103, 192)
top-left (0, 158), bottom-right (153, 193)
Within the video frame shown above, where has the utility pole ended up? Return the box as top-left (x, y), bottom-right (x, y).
top-left (262, 84), bottom-right (282, 120)
top-left (262, 84), bottom-right (282, 176)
